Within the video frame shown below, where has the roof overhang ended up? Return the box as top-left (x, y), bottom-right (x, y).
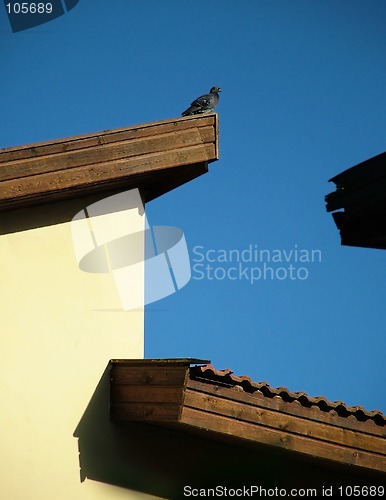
top-left (0, 114), bottom-right (219, 212)
top-left (325, 152), bottom-right (386, 249)
top-left (110, 359), bottom-right (386, 476)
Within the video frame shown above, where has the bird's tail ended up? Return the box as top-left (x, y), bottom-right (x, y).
top-left (181, 107), bottom-right (194, 116)
top-left (182, 106), bottom-right (202, 116)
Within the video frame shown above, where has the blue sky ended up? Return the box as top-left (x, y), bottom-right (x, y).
top-left (2, 1), bottom-right (386, 413)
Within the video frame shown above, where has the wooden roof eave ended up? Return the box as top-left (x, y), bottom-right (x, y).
top-left (182, 378), bottom-right (386, 475)
top-left (0, 114), bottom-right (219, 212)
top-left (110, 360), bottom-right (386, 476)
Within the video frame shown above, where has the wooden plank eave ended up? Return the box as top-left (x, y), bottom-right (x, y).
top-left (108, 361), bottom-right (386, 476)
top-left (110, 361), bottom-right (192, 423)
top-left (180, 406), bottom-right (386, 474)
top-left (179, 382), bottom-right (386, 474)
top-left (0, 114), bottom-right (219, 211)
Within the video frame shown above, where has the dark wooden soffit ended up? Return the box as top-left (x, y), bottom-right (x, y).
top-left (0, 114), bottom-right (219, 212)
top-left (110, 359), bottom-right (386, 475)
top-left (325, 152), bottom-right (386, 249)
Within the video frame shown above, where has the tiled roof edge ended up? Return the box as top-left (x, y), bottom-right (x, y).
top-left (190, 365), bottom-right (386, 427)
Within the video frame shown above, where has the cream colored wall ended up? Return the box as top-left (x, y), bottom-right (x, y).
top-left (0, 197), bottom-right (160, 499)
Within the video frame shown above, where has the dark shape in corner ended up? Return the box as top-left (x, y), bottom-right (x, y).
top-left (325, 151), bottom-right (386, 249)
top-left (4, 0), bottom-right (79, 33)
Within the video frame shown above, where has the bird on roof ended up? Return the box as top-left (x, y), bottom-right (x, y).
top-left (181, 86), bottom-right (221, 116)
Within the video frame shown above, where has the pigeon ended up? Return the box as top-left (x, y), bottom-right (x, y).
top-left (182, 86), bottom-right (221, 116)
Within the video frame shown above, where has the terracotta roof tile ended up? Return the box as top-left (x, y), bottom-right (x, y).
top-left (190, 365), bottom-right (386, 427)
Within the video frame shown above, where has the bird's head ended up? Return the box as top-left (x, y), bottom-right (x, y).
top-left (210, 86), bottom-right (221, 93)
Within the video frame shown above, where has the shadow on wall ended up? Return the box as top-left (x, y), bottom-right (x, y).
top-left (73, 363), bottom-right (189, 499)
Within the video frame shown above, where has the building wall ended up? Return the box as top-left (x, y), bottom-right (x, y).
top-left (0, 196), bottom-right (158, 499)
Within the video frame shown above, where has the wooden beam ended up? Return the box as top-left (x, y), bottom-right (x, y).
top-left (186, 380), bottom-right (386, 438)
top-left (110, 360), bottom-right (196, 422)
top-left (110, 366), bottom-right (189, 386)
top-left (111, 386), bottom-right (185, 404)
top-left (111, 403), bottom-right (182, 422)
top-left (180, 406), bottom-right (386, 474)
top-left (184, 388), bottom-right (386, 456)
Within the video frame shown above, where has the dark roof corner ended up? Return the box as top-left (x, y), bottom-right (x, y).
top-left (325, 152), bottom-right (386, 249)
